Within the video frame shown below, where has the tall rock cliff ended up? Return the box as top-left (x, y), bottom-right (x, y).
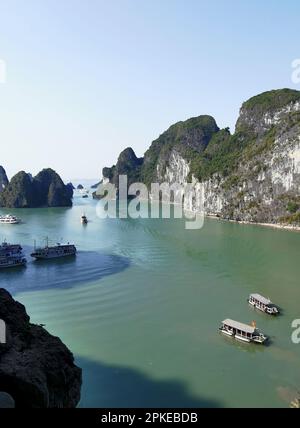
top-left (0, 166), bottom-right (8, 192)
top-left (103, 147), bottom-right (143, 187)
top-left (0, 168), bottom-right (73, 208)
top-left (99, 88), bottom-right (300, 225)
top-left (0, 288), bottom-right (81, 408)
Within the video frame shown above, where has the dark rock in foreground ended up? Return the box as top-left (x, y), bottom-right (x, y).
top-left (0, 391), bottom-right (15, 408)
top-left (0, 288), bottom-right (81, 408)
top-left (0, 168), bottom-right (73, 208)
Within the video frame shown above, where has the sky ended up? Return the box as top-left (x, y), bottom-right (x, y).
top-left (0, 0), bottom-right (300, 181)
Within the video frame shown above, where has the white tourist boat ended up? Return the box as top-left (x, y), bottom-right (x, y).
top-left (31, 238), bottom-right (77, 260)
top-left (219, 319), bottom-right (268, 344)
top-left (0, 214), bottom-right (21, 224)
top-left (248, 293), bottom-right (279, 315)
top-left (0, 242), bottom-right (27, 269)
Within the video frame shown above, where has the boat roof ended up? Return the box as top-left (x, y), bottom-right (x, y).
top-left (222, 319), bottom-right (255, 334)
top-left (250, 293), bottom-right (271, 305)
top-left (36, 243), bottom-right (75, 249)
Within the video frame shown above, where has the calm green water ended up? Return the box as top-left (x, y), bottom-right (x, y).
top-left (1, 195), bottom-right (300, 408)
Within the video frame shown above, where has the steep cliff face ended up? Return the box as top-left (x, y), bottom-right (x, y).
top-left (160, 90), bottom-right (300, 223)
top-left (141, 115), bottom-right (219, 186)
top-left (102, 147), bottom-right (143, 188)
top-left (0, 288), bottom-right (81, 408)
top-left (34, 169), bottom-right (73, 207)
top-left (0, 166), bottom-right (8, 192)
top-left (0, 171), bottom-right (36, 208)
top-left (0, 168), bottom-right (73, 208)
top-left (99, 88), bottom-right (300, 225)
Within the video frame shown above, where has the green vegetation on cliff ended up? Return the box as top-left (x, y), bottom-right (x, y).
top-left (141, 115), bottom-right (219, 185)
top-left (241, 88), bottom-right (300, 113)
top-left (100, 88), bottom-right (300, 224)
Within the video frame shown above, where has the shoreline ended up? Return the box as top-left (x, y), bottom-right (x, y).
top-left (206, 214), bottom-right (300, 232)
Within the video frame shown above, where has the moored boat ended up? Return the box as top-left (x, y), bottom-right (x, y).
top-left (219, 319), bottom-right (268, 344)
top-left (248, 293), bottom-right (279, 315)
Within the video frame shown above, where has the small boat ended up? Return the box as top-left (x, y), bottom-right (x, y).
top-left (81, 215), bottom-right (88, 224)
top-left (31, 238), bottom-right (77, 260)
top-left (248, 293), bottom-right (279, 315)
top-left (219, 319), bottom-right (268, 344)
top-left (0, 214), bottom-right (21, 224)
top-left (0, 242), bottom-right (27, 269)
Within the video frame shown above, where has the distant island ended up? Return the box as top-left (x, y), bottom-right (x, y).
top-left (0, 168), bottom-right (73, 208)
top-left (94, 88), bottom-right (300, 227)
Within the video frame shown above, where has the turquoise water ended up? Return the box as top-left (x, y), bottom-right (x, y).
top-left (0, 196), bottom-right (300, 408)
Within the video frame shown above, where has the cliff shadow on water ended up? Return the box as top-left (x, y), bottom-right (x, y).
top-left (76, 357), bottom-right (222, 408)
top-left (0, 248), bottom-right (131, 295)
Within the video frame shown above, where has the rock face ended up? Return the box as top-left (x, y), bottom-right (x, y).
top-left (0, 168), bottom-right (73, 208)
top-left (0, 166), bottom-right (8, 192)
top-left (77, 184), bottom-right (84, 190)
top-left (99, 88), bottom-right (300, 225)
top-left (65, 183), bottom-right (74, 199)
top-left (142, 115), bottom-right (219, 186)
top-left (0, 288), bottom-right (81, 408)
top-left (104, 147), bottom-right (143, 187)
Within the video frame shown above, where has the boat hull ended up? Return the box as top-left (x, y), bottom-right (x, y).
top-left (248, 301), bottom-right (279, 315)
top-left (235, 334), bottom-right (250, 343)
top-left (0, 261), bottom-right (27, 269)
top-left (31, 253), bottom-right (76, 260)
top-left (220, 328), bottom-right (234, 337)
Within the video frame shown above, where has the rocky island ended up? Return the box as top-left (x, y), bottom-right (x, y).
top-left (0, 288), bottom-right (81, 407)
top-left (0, 166), bottom-right (9, 193)
top-left (0, 168), bottom-right (73, 208)
top-left (95, 89), bottom-right (300, 227)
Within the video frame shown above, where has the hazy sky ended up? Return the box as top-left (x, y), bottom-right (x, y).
top-left (0, 0), bottom-right (300, 181)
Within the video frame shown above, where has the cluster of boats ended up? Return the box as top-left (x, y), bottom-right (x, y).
top-left (0, 211), bottom-right (86, 268)
top-left (0, 240), bottom-right (77, 269)
top-left (219, 293), bottom-right (280, 345)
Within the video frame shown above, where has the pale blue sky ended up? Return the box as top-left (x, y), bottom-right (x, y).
top-left (0, 0), bottom-right (300, 181)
